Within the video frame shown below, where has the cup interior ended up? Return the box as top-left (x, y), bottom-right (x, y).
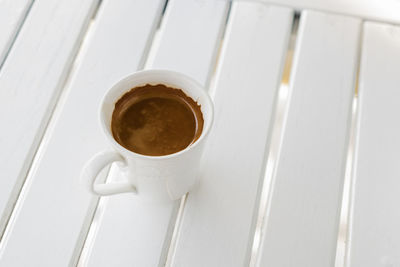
top-left (100, 70), bottom-right (213, 159)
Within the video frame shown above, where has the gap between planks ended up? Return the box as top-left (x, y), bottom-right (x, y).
top-left (333, 21), bottom-right (363, 267)
top-left (248, 12), bottom-right (300, 267)
top-left (0, 0), bottom-right (35, 70)
top-left (163, 3), bottom-right (233, 266)
top-left (340, 24), bottom-right (363, 267)
top-left (75, 0), bottom-right (169, 265)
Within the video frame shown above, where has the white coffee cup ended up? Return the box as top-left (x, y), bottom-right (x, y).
top-left (81, 70), bottom-right (213, 202)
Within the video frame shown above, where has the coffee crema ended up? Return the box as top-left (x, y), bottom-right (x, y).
top-left (111, 84), bottom-right (203, 156)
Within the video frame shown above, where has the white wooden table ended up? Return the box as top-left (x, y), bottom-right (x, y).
top-left (1, 0), bottom-right (400, 266)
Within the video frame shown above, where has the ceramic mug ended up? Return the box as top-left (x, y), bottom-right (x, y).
top-left (81, 70), bottom-right (213, 202)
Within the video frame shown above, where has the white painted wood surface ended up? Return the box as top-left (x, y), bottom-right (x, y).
top-left (0, 0), bottom-right (33, 65)
top-left (83, 1), bottom-right (229, 266)
top-left (172, 3), bottom-right (293, 266)
top-left (0, 0), bottom-right (165, 266)
top-left (1, 1), bottom-right (400, 266)
top-left (0, 0), bottom-right (99, 236)
top-left (262, 0), bottom-right (400, 24)
top-left (258, 11), bottom-right (360, 267)
top-left (346, 22), bottom-right (400, 267)
top-left (147, 0), bottom-right (228, 84)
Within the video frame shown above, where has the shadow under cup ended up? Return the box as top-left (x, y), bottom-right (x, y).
top-left (99, 70), bottom-right (213, 201)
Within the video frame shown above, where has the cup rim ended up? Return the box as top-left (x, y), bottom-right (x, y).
top-left (99, 69), bottom-right (214, 161)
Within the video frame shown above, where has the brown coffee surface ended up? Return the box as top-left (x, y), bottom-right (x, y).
top-left (111, 84), bottom-right (203, 156)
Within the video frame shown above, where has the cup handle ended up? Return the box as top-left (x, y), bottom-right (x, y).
top-left (81, 150), bottom-right (137, 196)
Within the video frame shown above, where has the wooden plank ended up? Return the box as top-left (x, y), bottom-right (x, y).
top-left (147, 0), bottom-right (228, 84)
top-left (257, 11), bottom-right (360, 267)
top-left (346, 22), bottom-right (400, 267)
top-left (0, 0), bottom-right (164, 266)
top-left (0, 0), bottom-right (99, 236)
top-left (0, 0), bottom-right (33, 65)
top-left (261, 0), bottom-right (400, 24)
top-left (83, 0), bottom-right (229, 266)
top-left (171, 3), bottom-right (293, 266)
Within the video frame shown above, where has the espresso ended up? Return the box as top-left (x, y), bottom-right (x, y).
top-left (111, 84), bottom-right (203, 156)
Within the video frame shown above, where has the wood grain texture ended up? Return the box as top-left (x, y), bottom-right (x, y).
top-left (257, 11), bottom-right (360, 267)
top-left (0, 0), bottom-right (164, 266)
top-left (84, 0), bottom-right (229, 266)
top-left (346, 22), bottom-right (400, 267)
top-left (0, 0), bottom-right (33, 65)
top-left (0, 0), bottom-right (99, 237)
top-left (171, 3), bottom-right (293, 266)
top-left (261, 0), bottom-right (400, 24)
